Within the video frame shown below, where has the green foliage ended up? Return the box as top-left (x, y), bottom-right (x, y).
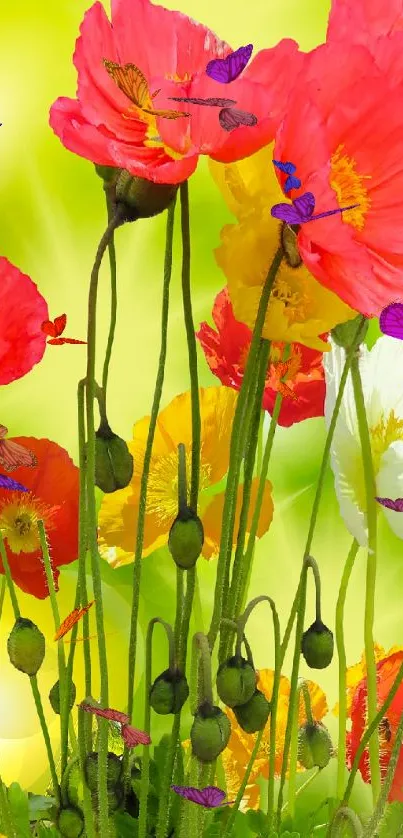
top-left (378, 801), bottom-right (403, 837)
top-left (113, 811), bottom-right (139, 837)
top-left (7, 782), bottom-right (30, 837)
top-left (28, 792), bottom-right (56, 822)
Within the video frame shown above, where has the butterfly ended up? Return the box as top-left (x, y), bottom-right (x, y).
top-left (121, 723), bottom-right (151, 748)
top-left (271, 359), bottom-right (300, 402)
top-left (219, 107), bottom-right (257, 132)
top-left (271, 192), bottom-right (359, 224)
top-left (273, 160), bottom-right (301, 193)
top-left (206, 44), bottom-right (253, 83)
top-left (103, 60), bottom-right (189, 120)
top-left (54, 601), bottom-right (95, 641)
top-left (0, 474), bottom-right (29, 492)
top-left (0, 426), bottom-right (37, 472)
top-left (379, 302), bottom-right (403, 340)
top-left (41, 314), bottom-right (86, 345)
top-left (79, 702), bottom-right (151, 748)
top-left (169, 96), bottom-right (236, 107)
top-left (171, 785), bottom-right (233, 808)
top-left (375, 496), bottom-right (403, 512)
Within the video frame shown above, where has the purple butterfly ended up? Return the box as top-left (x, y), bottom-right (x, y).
top-left (169, 96), bottom-right (236, 107)
top-left (219, 107), bottom-right (257, 132)
top-left (379, 302), bottom-right (403, 340)
top-left (171, 784), bottom-right (232, 808)
top-left (273, 160), bottom-right (301, 193)
top-left (375, 496), bottom-right (403, 512)
top-left (206, 44), bottom-right (253, 84)
top-left (0, 474), bottom-right (28, 492)
top-left (271, 192), bottom-right (359, 224)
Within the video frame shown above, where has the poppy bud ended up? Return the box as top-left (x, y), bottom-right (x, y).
top-left (233, 689), bottom-right (270, 733)
top-left (115, 170), bottom-right (178, 222)
top-left (298, 721), bottom-right (333, 769)
top-left (7, 618), bottom-right (45, 676)
top-left (149, 668), bottom-right (189, 715)
top-left (190, 701), bottom-right (231, 762)
top-left (331, 314), bottom-right (369, 350)
top-left (94, 164), bottom-right (120, 186)
top-left (62, 758), bottom-right (84, 810)
top-left (95, 423), bottom-right (134, 494)
top-left (168, 507), bottom-right (204, 569)
top-left (49, 679), bottom-right (77, 715)
top-left (301, 620), bottom-right (334, 669)
top-left (84, 752), bottom-right (122, 792)
top-left (216, 655), bottom-right (257, 708)
top-left (100, 783), bottom-right (124, 813)
top-left (57, 807), bottom-right (84, 838)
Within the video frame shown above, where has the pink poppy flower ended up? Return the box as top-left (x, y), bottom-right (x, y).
top-left (0, 257), bottom-right (48, 385)
top-left (49, 0), bottom-right (302, 184)
top-left (271, 42), bottom-right (403, 316)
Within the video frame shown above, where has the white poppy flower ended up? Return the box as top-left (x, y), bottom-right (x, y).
top-left (324, 335), bottom-right (403, 545)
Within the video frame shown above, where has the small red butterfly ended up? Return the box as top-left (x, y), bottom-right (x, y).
top-left (78, 702), bottom-right (151, 748)
top-left (0, 425), bottom-right (37, 471)
top-left (54, 601), bottom-right (95, 641)
top-left (41, 314), bottom-right (86, 345)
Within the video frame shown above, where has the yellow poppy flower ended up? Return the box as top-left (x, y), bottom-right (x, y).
top-left (221, 668), bottom-right (328, 811)
top-left (98, 387), bottom-right (273, 567)
top-left (209, 146), bottom-right (357, 352)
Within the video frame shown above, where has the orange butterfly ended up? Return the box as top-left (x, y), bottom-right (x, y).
top-left (41, 314), bottom-right (86, 345)
top-left (103, 59), bottom-right (190, 120)
top-left (272, 359), bottom-right (300, 402)
top-left (0, 426), bottom-right (37, 472)
top-left (54, 601), bottom-right (95, 641)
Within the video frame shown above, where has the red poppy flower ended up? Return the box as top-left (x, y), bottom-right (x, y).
top-left (49, 0), bottom-right (301, 184)
top-left (347, 650), bottom-right (403, 801)
top-left (0, 438), bottom-right (79, 599)
top-left (196, 288), bottom-right (325, 427)
top-left (327, 0), bottom-right (403, 45)
top-left (0, 257), bottom-right (48, 385)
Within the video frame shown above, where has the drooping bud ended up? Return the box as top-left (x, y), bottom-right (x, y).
top-left (233, 689), bottom-right (270, 733)
top-left (95, 422), bottom-right (134, 494)
top-left (301, 620), bottom-right (334, 670)
top-left (49, 679), bottom-right (77, 715)
top-left (57, 807), bottom-right (84, 838)
top-left (297, 721), bottom-right (333, 769)
top-left (115, 170), bottom-right (178, 222)
top-left (190, 701), bottom-right (231, 762)
top-left (216, 655), bottom-right (257, 708)
top-left (84, 752), bottom-right (122, 792)
top-left (7, 618), bottom-right (45, 676)
top-left (149, 668), bottom-right (189, 715)
top-left (168, 507), bottom-right (204, 569)
top-left (331, 314), bottom-right (369, 350)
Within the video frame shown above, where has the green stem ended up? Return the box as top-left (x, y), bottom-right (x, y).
top-left (221, 730), bottom-right (264, 838)
top-left (75, 378), bottom-right (92, 754)
top-left (207, 248), bottom-right (283, 652)
top-left (77, 708), bottom-right (96, 838)
top-left (155, 712), bottom-right (182, 838)
top-left (336, 539), bottom-right (360, 801)
top-left (177, 567), bottom-right (195, 672)
top-left (0, 535), bottom-right (20, 619)
top-left (179, 181), bottom-right (200, 512)
top-left (301, 681), bottom-right (314, 724)
top-left (174, 566), bottom-right (184, 654)
top-left (101, 190), bottom-right (118, 403)
top-left (177, 443), bottom-right (188, 516)
top-left (279, 316), bottom-right (368, 668)
top-left (364, 711), bottom-right (403, 838)
top-left (86, 209), bottom-right (123, 838)
top-left (282, 767), bottom-right (320, 815)
top-left (256, 410), bottom-right (264, 477)
top-left (193, 632), bottom-right (214, 706)
top-left (193, 568), bottom-right (204, 634)
top-left (350, 353), bottom-right (380, 804)
top-left (0, 576), bottom-right (6, 622)
top-left (287, 681), bottom-right (314, 819)
top-left (330, 807), bottom-right (363, 837)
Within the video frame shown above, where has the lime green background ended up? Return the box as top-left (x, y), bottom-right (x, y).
top-left (1, 0), bottom-right (402, 825)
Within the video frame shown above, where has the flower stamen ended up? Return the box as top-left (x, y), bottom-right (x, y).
top-left (330, 144), bottom-right (371, 231)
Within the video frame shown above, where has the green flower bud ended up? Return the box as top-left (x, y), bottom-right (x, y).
top-left (168, 507), bottom-right (204, 569)
top-left (62, 757), bottom-right (84, 810)
top-left (84, 752), bottom-right (122, 792)
top-left (331, 314), bottom-right (369, 350)
top-left (57, 807), bottom-right (84, 838)
top-left (233, 689), bottom-right (270, 733)
top-left (301, 620), bottom-right (334, 669)
top-left (95, 422), bottom-right (134, 493)
top-left (297, 721), bottom-right (333, 769)
top-left (216, 655), bottom-right (257, 708)
top-left (190, 702), bottom-right (231, 762)
top-left (49, 679), bottom-right (76, 715)
top-left (149, 668), bottom-right (189, 714)
top-left (7, 618), bottom-right (45, 676)
top-left (104, 782), bottom-right (124, 813)
top-left (94, 164), bottom-right (120, 185)
top-left (115, 170), bottom-right (178, 221)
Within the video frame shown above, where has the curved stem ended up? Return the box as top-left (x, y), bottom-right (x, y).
top-left (208, 248), bottom-right (283, 652)
top-left (306, 554), bottom-right (322, 623)
top-left (221, 730), bottom-right (264, 838)
top-left (364, 711), bottom-right (403, 838)
top-left (350, 353), bottom-right (380, 803)
top-left (0, 534), bottom-right (20, 619)
top-left (301, 681), bottom-right (314, 724)
top-left (287, 681), bottom-right (314, 819)
top-left (101, 190), bottom-right (118, 403)
top-left (179, 182), bottom-right (200, 512)
top-left (330, 807), bottom-right (363, 838)
top-left (279, 316), bottom-right (368, 667)
top-left (336, 539), bottom-right (360, 801)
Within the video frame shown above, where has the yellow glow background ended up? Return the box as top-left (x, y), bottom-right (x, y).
top-left (0, 0), bottom-right (401, 820)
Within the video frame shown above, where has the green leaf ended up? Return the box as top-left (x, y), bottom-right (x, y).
top-left (246, 809), bottom-right (269, 834)
top-left (378, 801), bottom-right (403, 837)
top-left (27, 793), bottom-right (56, 821)
top-left (114, 811), bottom-right (139, 838)
top-left (7, 782), bottom-right (30, 838)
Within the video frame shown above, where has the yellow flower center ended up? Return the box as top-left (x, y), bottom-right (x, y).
top-left (369, 410), bottom-right (403, 475)
top-left (330, 144), bottom-right (371, 231)
top-left (271, 273), bottom-right (314, 325)
top-left (146, 451), bottom-right (212, 524)
top-left (0, 493), bottom-right (59, 554)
